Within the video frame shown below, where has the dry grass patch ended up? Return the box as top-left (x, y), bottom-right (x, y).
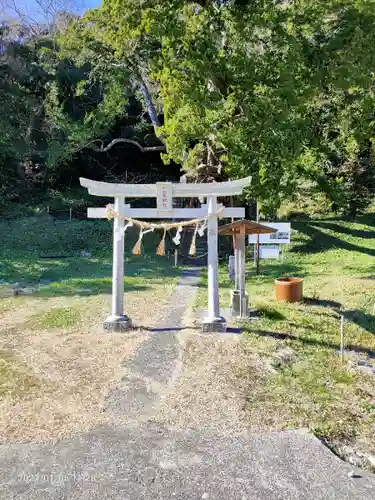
top-left (0, 282), bottom-right (175, 442)
top-left (0, 349), bottom-right (40, 398)
top-left (156, 333), bottom-right (270, 434)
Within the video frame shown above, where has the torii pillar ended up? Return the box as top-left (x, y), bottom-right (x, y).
top-left (204, 195), bottom-right (223, 332)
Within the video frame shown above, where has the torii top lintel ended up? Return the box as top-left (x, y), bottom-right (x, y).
top-left (79, 177), bottom-right (251, 198)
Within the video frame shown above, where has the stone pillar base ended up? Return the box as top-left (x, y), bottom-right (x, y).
top-left (103, 315), bottom-right (133, 332)
top-left (202, 316), bottom-right (227, 333)
top-left (230, 290), bottom-right (249, 318)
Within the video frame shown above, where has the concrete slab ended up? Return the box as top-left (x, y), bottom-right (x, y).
top-left (0, 426), bottom-right (374, 499)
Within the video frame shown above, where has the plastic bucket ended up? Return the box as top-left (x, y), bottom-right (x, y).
top-left (275, 277), bottom-right (303, 303)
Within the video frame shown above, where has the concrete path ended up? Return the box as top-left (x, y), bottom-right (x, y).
top-left (103, 269), bottom-right (200, 424)
top-left (1, 269), bottom-right (375, 499)
top-left (1, 426), bottom-right (374, 500)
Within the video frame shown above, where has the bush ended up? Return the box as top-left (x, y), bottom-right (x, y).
top-left (277, 187), bottom-right (334, 220)
top-left (0, 216), bottom-right (112, 256)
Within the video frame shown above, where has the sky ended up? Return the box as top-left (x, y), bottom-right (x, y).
top-left (1, 0), bottom-right (102, 23)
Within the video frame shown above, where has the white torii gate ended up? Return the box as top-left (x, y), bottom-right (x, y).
top-left (80, 176), bottom-right (251, 332)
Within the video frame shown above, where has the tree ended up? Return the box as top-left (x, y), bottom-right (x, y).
top-left (2, 0), bottom-right (375, 215)
top-left (0, 4), bottom-right (89, 198)
top-left (0, 22), bottom-right (41, 200)
top-left (0, 12), bottom-right (172, 205)
top-left (44, 0), bottom-right (374, 213)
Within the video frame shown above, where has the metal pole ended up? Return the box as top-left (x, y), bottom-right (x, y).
top-left (174, 249), bottom-right (178, 267)
top-left (253, 244), bottom-right (256, 267)
top-left (69, 207), bottom-right (72, 221)
top-left (256, 201), bottom-right (260, 275)
top-left (340, 315), bottom-right (345, 361)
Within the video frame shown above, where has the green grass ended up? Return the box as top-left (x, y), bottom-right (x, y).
top-left (0, 215), bottom-right (180, 298)
top-left (200, 215), bottom-right (375, 459)
top-left (29, 306), bottom-right (83, 329)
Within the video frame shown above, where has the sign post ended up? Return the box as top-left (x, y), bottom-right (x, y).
top-left (80, 177), bottom-right (251, 332)
top-left (256, 202), bottom-right (260, 275)
top-left (248, 222), bottom-right (291, 245)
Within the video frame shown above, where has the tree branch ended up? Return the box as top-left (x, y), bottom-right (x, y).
top-left (137, 76), bottom-right (162, 129)
top-left (74, 138), bottom-right (166, 154)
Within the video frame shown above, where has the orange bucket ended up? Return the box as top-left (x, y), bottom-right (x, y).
top-left (275, 277), bottom-right (303, 303)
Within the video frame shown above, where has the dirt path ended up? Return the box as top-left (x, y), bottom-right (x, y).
top-left (103, 269), bottom-right (203, 426)
top-left (101, 269), bottom-right (269, 437)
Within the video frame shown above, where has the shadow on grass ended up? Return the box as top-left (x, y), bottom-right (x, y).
top-left (197, 263), bottom-right (306, 290)
top-left (304, 297), bottom-right (342, 309)
top-left (136, 325), bottom-right (242, 334)
top-left (244, 328), bottom-right (375, 358)
top-left (258, 305), bottom-right (286, 321)
top-left (292, 222), bottom-right (375, 257)
top-left (139, 326), bottom-right (197, 332)
top-left (0, 254), bottom-right (181, 298)
top-left (246, 262), bottom-right (306, 279)
top-left (311, 221), bottom-right (375, 240)
top-left (342, 310), bottom-right (375, 335)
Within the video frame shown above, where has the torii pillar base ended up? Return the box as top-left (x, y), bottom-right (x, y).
top-left (202, 316), bottom-right (227, 333)
top-left (103, 315), bottom-right (133, 333)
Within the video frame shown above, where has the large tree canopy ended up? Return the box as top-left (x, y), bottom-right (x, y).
top-left (1, 1), bottom-right (375, 216)
top-left (45, 0), bottom-right (375, 213)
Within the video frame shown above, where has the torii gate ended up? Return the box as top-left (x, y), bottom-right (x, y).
top-left (80, 176), bottom-right (251, 332)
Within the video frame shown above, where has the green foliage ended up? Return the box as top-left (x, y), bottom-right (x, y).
top-left (0, 26), bottom-right (34, 198)
top-left (277, 181), bottom-right (334, 219)
top-left (43, 38), bottom-right (131, 168)
top-left (53, 0), bottom-right (375, 213)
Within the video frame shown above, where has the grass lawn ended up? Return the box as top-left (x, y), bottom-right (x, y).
top-left (199, 214), bottom-right (375, 468)
top-left (0, 216), bottom-right (179, 441)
